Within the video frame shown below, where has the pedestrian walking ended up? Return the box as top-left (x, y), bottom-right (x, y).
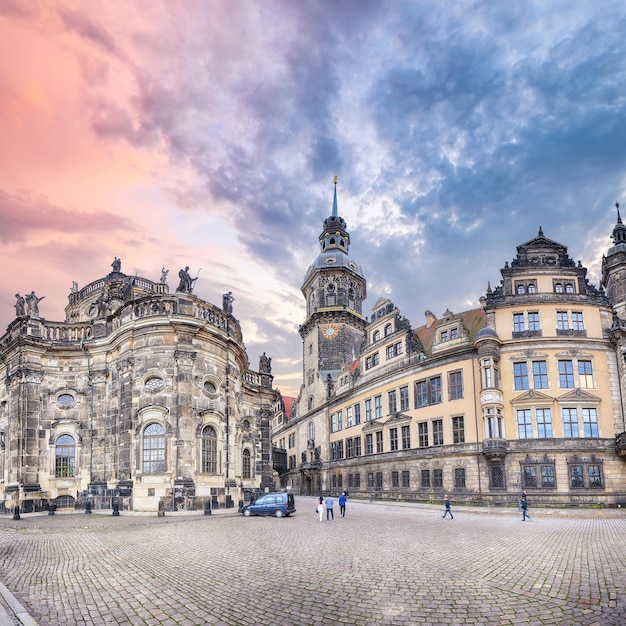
top-left (325, 494), bottom-right (335, 521)
top-left (442, 494), bottom-right (454, 519)
top-left (339, 492), bottom-right (347, 518)
top-left (316, 496), bottom-right (325, 522)
top-left (521, 491), bottom-right (531, 521)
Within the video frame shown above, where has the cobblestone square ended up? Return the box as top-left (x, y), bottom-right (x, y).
top-left (0, 498), bottom-right (624, 625)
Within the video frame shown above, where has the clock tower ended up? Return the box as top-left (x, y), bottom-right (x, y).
top-left (299, 178), bottom-right (367, 413)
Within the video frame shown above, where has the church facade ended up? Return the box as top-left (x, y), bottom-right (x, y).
top-left (273, 189), bottom-right (626, 507)
top-left (0, 261), bottom-right (276, 513)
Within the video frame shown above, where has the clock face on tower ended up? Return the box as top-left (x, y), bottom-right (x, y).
top-left (323, 324), bottom-right (339, 339)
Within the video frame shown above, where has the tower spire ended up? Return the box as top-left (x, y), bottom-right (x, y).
top-left (332, 175), bottom-right (338, 217)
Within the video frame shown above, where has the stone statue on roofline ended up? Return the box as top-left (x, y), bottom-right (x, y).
top-left (14, 293), bottom-right (25, 317)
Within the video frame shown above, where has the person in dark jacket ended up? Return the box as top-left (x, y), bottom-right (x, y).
top-left (442, 495), bottom-right (454, 519)
top-left (521, 491), bottom-right (531, 521)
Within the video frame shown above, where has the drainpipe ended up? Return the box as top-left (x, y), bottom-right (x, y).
top-left (79, 339), bottom-right (93, 488)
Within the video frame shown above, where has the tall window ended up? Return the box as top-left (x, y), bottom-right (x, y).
top-left (346, 439), bottom-right (354, 458)
top-left (375, 431), bottom-right (384, 453)
top-left (418, 422), bottom-right (429, 447)
top-left (384, 323), bottom-right (392, 336)
top-left (388, 390), bottom-right (397, 414)
top-left (558, 360), bottom-right (574, 388)
top-left (392, 471), bottom-right (399, 488)
top-left (365, 433), bottom-right (373, 454)
top-left (401, 425), bottom-right (411, 449)
top-left (572, 312), bottom-right (584, 331)
top-left (144, 423), bottom-right (166, 473)
top-left (578, 361), bottom-right (593, 388)
top-left (308, 421), bottom-right (315, 442)
top-left (452, 416), bottom-right (465, 444)
top-left (514, 362), bottom-right (529, 390)
top-left (583, 408), bottom-right (599, 437)
top-left (374, 395), bottom-right (383, 419)
top-left (556, 311), bottom-right (569, 330)
top-left (513, 313), bottom-right (525, 332)
top-left (201, 425), bottom-right (217, 473)
top-left (481, 357), bottom-right (500, 389)
top-left (390, 427), bottom-right (398, 451)
top-left (421, 469), bottom-right (430, 489)
top-left (365, 399), bottom-right (372, 421)
top-left (346, 406), bottom-right (353, 428)
top-left (533, 361), bottom-right (548, 389)
top-left (337, 410), bottom-right (343, 431)
top-left (517, 409), bottom-right (533, 438)
top-left (242, 449), bottom-right (251, 479)
top-left (528, 312), bottom-right (540, 331)
top-left (354, 404), bottom-right (361, 425)
top-left (55, 434), bottom-right (76, 478)
top-left (537, 408), bottom-right (553, 438)
top-left (400, 386), bottom-right (410, 411)
top-left (486, 408), bottom-right (503, 438)
top-left (402, 470), bottom-right (410, 488)
top-left (432, 419), bottom-right (444, 446)
top-left (454, 468), bottom-right (466, 488)
top-left (448, 371), bottom-right (463, 400)
top-left (354, 437), bottom-right (361, 456)
top-left (562, 408), bottom-right (579, 437)
top-left (433, 469), bottom-right (443, 489)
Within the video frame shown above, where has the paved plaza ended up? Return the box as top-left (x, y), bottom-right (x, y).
top-left (0, 498), bottom-right (624, 626)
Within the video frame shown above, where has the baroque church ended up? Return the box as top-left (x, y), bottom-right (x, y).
top-left (272, 185), bottom-right (626, 507)
top-left (0, 261), bottom-right (276, 513)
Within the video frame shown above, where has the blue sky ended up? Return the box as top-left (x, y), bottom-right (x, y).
top-left (1, 1), bottom-right (625, 396)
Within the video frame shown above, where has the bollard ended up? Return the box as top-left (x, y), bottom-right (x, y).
top-left (48, 502), bottom-right (55, 516)
top-left (204, 500), bottom-right (212, 516)
top-left (85, 501), bottom-right (92, 514)
top-left (13, 505), bottom-right (20, 520)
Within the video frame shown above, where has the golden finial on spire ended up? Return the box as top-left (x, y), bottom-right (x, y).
top-left (333, 175), bottom-right (338, 185)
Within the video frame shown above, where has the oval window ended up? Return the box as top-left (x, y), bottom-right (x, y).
top-left (204, 380), bottom-right (217, 394)
top-left (57, 393), bottom-right (76, 408)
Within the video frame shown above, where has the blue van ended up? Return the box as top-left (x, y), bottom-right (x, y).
top-left (240, 492), bottom-right (296, 518)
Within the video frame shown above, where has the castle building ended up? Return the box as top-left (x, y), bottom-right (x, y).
top-left (0, 261), bottom-right (276, 513)
top-left (273, 192), bottom-right (626, 506)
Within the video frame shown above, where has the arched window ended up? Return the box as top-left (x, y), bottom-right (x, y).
top-left (565, 283), bottom-right (574, 293)
top-left (555, 283), bottom-right (564, 293)
top-left (308, 396), bottom-right (314, 411)
top-left (516, 285), bottom-right (525, 295)
top-left (373, 330), bottom-right (380, 342)
top-left (143, 423), bottom-right (165, 473)
top-left (384, 324), bottom-right (392, 336)
top-left (527, 284), bottom-right (536, 294)
top-left (242, 449), bottom-right (251, 479)
top-left (55, 434), bottom-right (75, 478)
top-left (201, 425), bottom-right (217, 473)
top-left (326, 284), bottom-right (336, 306)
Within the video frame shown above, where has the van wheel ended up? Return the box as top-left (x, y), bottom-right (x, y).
top-left (243, 509), bottom-right (251, 517)
top-left (275, 509), bottom-right (283, 518)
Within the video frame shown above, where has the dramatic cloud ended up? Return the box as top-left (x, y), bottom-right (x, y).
top-left (1, 0), bottom-right (625, 396)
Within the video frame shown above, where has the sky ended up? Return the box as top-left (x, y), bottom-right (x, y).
top-left (1, 1), bottom-right (626, 398)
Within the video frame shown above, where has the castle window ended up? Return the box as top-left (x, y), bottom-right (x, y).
top-left (517, 284), bottom-right (526, 294)
top-left (373, 330), bottom-right (380, 342)
top-left (201, 425), bottom-right (217, 473)
top-left (440, 330), bottom-right (449, 342)
top-left (554, 283), bottom-right (564, 293)
top-left (527, 283), bottom-right (536, 294)
top-left (55, 435), bottom-right (75, 478)
top-left (242, 449), bottom-right (251, 479)
top-left (143, 423), bottom-right (166, 473)
top-left (384, 324), bottom-right (392, 336)
top-left (57, 394), bottom-right (76, 408)
top-left (308, 396), bottom-right (314, 411)
top-left (565, 283), bottom-right (574, 293)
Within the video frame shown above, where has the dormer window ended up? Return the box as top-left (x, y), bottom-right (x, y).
top-left (441, 330), bottom-right (449, 342)
top-left (517, 285), bottom-right (526, 295)
top-left (527, 284), bottom-right (536, 294)
top-left (373, 330), bottom-right (380, 342)
top-left (555, 283), bottom-right (564, 293)
top-left (565, 283), bottom-right (574, 294)
top-left (384, 324), bottom-right (392, 336)
top-left (330, 237), bottom-right (336, 246)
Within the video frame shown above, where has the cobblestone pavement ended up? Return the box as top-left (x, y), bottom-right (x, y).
top-left (0, 499), bottom-right (624, 626)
